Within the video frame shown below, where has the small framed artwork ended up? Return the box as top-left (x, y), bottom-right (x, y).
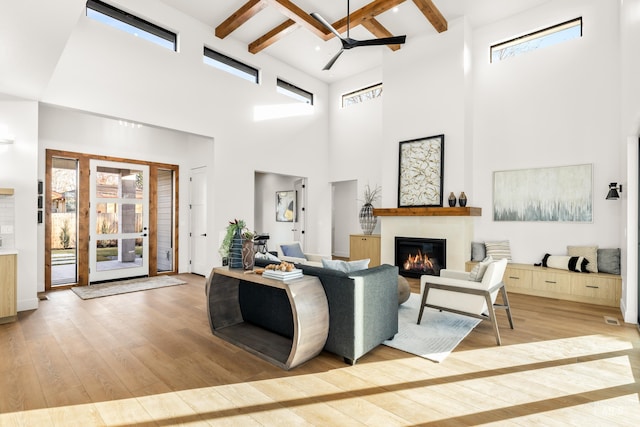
top-left (398, 134), bottom-right (445, 207)
top-left (276, 190), bottom-right (296, 222)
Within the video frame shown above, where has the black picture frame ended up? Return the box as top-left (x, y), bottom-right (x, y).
top-left (398, 134), bottom-right (445, 207)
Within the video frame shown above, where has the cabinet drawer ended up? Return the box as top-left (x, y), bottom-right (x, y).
top-left (503, 267), bottom-right (532, 290)
top-left (571, 276), bottom-right (619, 303)
top-left (532, 271), bottom-right (571, 293)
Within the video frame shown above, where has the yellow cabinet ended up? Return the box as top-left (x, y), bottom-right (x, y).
top-left (0, 253), bottom-right (17, 324)
top-left (350, 234), bottom-right (381, 267)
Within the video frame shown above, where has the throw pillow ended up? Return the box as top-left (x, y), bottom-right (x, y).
top-left (321, 258), bottom-right (370, 273)
top-left (469, 256), bottom-right (493, 282)
top-left (471, 242), bottom-right (486, 262)
top-left (542, 254), bottom-right (589, 272)
top-left (280, 243), bottom-right (306, 259)
top-left (567, 245), bottom-right (598, 273)
top-left (597, 248), bottom-right (621, 275)
top-left (484, 241), bottom-right (512, 261)
top-left (255, 252), bottom-right (280, 262)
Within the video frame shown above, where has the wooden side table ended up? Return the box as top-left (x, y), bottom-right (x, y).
top-left (206, 267), bottom-right (329, 370)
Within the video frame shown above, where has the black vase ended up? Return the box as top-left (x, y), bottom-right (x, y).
top-left (448, 192), bottom-right (457, 207)
top-left (459, 192), bottom-right (467, 207)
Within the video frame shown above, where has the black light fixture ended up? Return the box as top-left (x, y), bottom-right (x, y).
top-left (606, 182), bottom-right (622, 200)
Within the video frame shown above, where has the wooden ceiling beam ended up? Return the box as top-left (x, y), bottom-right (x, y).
top-left (412, 0), bottom-right (447, 33)
top-left (361, 18), bottom-right (402, 51)
top-left (249, 19), bottom-right (300, 54)
top-left (215, 0), bottom-right (268, 39)
top-left (266, 0), bottom-right (329, 39)
top-left (331, 0), bottom-right (407, 34)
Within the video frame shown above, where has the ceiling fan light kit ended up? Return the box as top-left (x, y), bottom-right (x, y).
top-left (311, 0), bottom-right (407, 70)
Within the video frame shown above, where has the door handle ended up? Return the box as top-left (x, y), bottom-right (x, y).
top-left (141, 233), bottom-right (147, 237)
top-left (201, 233), bottom-right (207, 237)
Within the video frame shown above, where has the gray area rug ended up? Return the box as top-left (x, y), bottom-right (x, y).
top-left (71, 275), bottom-right (186, 300)
top-left (384, 293), bottom-right (481, 362)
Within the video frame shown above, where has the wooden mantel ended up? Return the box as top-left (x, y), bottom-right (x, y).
top-left (373, 207), bottom-right (481, 217)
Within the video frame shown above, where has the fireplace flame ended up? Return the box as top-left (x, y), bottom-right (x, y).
top-left (403, 250), bottom-right (433, 271)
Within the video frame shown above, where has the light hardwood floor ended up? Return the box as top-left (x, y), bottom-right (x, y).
top-left (0, 273), bottom-right (638, 426)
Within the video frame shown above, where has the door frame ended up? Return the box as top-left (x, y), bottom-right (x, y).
top-left (45, 149), bottom-right (180, 289)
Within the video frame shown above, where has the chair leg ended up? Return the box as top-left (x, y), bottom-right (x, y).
top-left (500, 284), bottom-right (514, 329)
top-left (417, 285), bottom-right (431, 324)
top-left (485, 292), bottom-right (502, 346)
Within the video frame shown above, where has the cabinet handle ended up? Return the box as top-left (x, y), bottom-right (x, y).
top-left (508, 276), bottom-right (520, 280)
top-left (545, 280), bottom-right (556, 284)
top-left (586, 285), bottom-right (599, 289)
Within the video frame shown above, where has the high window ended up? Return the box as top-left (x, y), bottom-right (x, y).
top-left (491, 17), bottom-right (582, 63)
top-left (86, 0), bottom-right (177, 51)
top-left (342, 83), bottom-right (383, 108)
top-left (277, 79), bottom-right (313, 105)
top-left (203, 47), bottom-right (259, 84)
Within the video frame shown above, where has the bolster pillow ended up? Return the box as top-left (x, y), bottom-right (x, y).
top-left (542, 253), bottom-right (589, 273)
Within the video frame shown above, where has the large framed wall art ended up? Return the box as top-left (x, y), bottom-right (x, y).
top-left (493, 163), bottom-right (593, 222)
top-left (397, 134), bottom-right (444, 207)
top-left (276, 190), bottom-right (296, 222)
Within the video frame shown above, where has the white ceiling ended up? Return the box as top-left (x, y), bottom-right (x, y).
top-left (160, 0), bottom-right (551, 83)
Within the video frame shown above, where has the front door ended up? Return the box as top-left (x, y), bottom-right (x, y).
top-left (89, 160), bottom-right (149, 282)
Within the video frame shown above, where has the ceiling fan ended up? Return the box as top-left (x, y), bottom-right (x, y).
top-left (311, 0), bottom-right (407, 71)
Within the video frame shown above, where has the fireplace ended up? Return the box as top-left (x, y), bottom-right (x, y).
top-left (395, 237), bottom-right (446, 278)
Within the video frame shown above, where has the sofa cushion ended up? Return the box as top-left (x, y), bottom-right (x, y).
top-left (469, 256), bottom-right (494, 282)
top-left (471, 241), bottom-right (486, 262)
top-left (597, 248), bottom-right (620, 275)
top-left (322, 258), bottom-right (370, 273)
top-left (542, 253), bottom-right (589, 272)
top-left (280, 243), bottom-right (306, 259)
top-left (485, 240), bottom-right (512, 261)
top-left (567, 245), bottom-right (598, 273)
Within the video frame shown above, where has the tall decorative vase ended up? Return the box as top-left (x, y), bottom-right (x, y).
top-left (359, 203), bottom-right (377, 235)
top-left (229, 229), bottom-right (243, 268)
top-left (241, 239), bottom-right (256, 270)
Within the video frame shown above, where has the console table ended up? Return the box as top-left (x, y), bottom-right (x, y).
top-left (205, 267), bottom-right (329, 370)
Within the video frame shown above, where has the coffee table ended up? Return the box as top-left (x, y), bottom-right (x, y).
top-left (206, 267), bottom-right (329, 370)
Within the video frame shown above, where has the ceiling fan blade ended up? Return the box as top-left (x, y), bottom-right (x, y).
top-left (310, 12), bottom-right (344, 40)
top-left (352, 35), bottom-right (407, 47)
top-left (323, 49), bottom-right (345, 71)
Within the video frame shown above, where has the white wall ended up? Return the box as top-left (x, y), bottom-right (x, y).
top-left (0, 99), bottom-right (39, 311)
top-left (330, 1), bottom-right (631, 315)
top-left (471, 0), bottom-right (621, 263)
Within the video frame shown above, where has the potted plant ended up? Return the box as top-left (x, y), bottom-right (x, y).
top-left (359, 184), bottom-right (381, 235)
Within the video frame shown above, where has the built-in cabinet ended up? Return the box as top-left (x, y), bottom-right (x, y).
top-left (0, 252), bottom-right (17, 324)
top-left (350, 234), bottom-right (381, 267)
top-left (466, 261), bottom-right (622, 307)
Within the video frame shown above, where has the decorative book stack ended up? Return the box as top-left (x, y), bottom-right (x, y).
top-left (262, 268), bottom-right (303, 281)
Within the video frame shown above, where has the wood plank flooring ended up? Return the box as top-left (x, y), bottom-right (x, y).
top-left (0, 273), bottom-right (638, 426)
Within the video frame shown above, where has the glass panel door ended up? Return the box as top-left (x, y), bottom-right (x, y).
top-left (51, 157), bottom-right (78, 286)
top-left (89, 160), bottom-right (149, 282)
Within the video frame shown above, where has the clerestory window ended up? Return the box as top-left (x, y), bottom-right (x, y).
top-left (490, 17), bottom-right (582, 63)
top-left (86, 0), bottom-right (177, 51)
top-left (203, 47), bottom-right (260, 84)
top-left (342, 83), bottom-right (383, 108)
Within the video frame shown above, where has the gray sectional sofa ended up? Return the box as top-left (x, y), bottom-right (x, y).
top-left (248, 258), bottom-right (399, 364)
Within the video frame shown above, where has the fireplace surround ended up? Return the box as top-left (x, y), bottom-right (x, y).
top-left (395, 237), bottom-right (446, 278)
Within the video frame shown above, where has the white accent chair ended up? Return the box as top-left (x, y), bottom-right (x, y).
top-left (277, 242), bottom-right (330, 267)
top-left (417, 258), bottom-right (514, 345)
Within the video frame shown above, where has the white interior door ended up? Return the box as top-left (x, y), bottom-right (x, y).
top-left (89, 160), bottom-right (149, 283)
top-left (190, 167), bottom-right (208, 275)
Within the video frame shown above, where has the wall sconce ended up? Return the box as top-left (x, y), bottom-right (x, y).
top-left (606, 182), bottom-right (622, 200)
